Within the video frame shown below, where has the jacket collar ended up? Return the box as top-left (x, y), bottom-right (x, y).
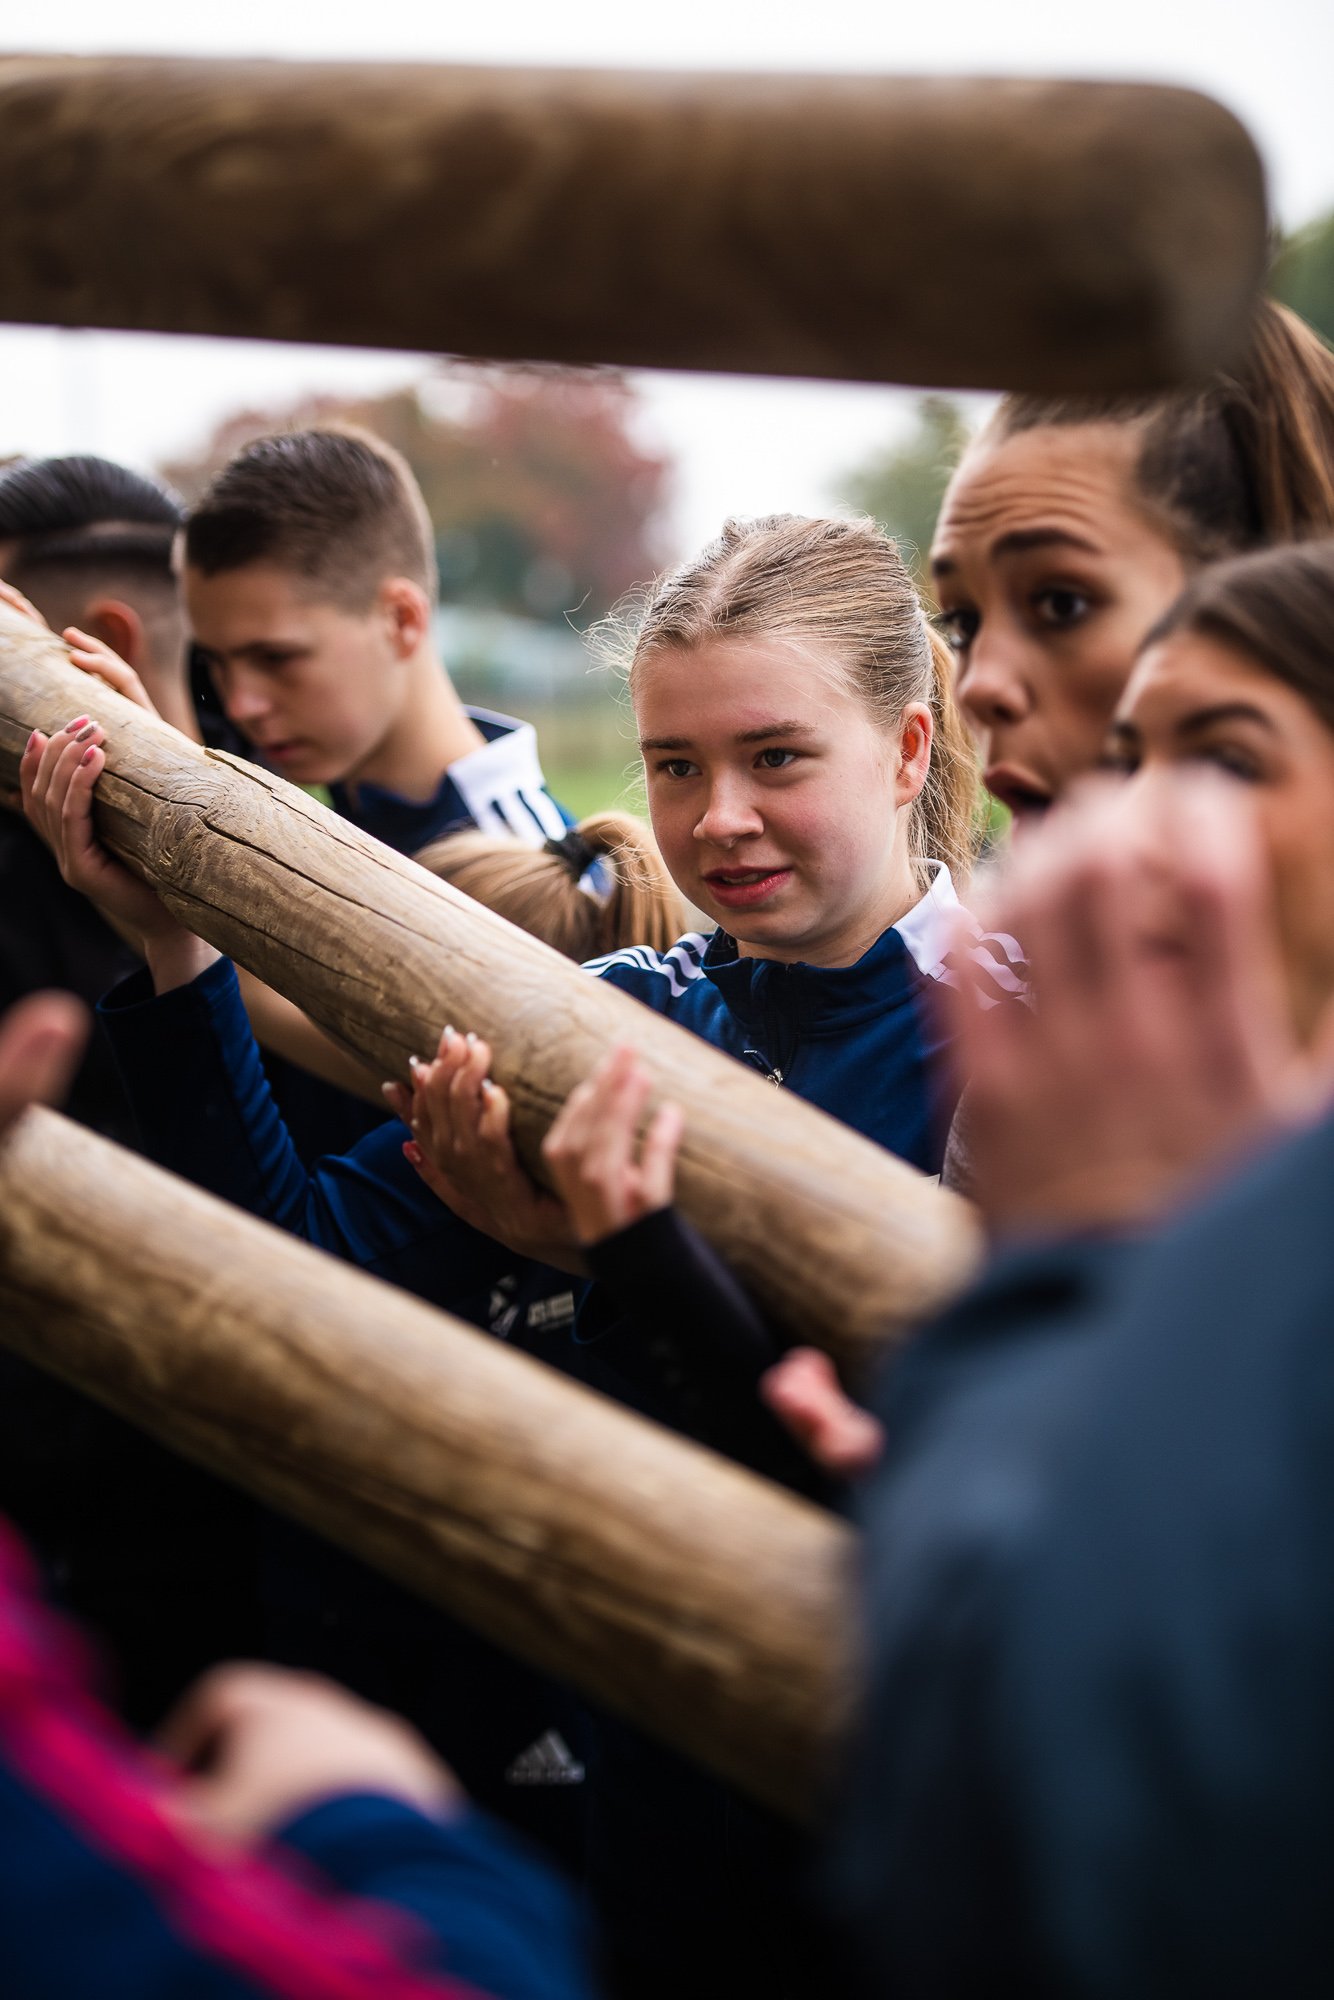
top-left (330, 706), bottom-right (566, 852)
top-left (701, 864), bottom-right (961, 1035)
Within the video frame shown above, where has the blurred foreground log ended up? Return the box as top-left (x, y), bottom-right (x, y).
top-left (0, 612), bottom-right (982, 1359)
top-left (0, 56), bottom-right (1266, 390)
top-left (0, 1105), bottom-right (853, 1820)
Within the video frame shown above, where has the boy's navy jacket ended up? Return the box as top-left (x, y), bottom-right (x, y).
top-left (0, 1518), bottom-right (596, 2000)
top-left (830, 1108), bottom-right (1334, 1998)
top-left (330, 707), bottom-right (569, 854)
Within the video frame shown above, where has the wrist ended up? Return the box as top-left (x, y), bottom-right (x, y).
top-left (144, 930), bottom-right (222, 995)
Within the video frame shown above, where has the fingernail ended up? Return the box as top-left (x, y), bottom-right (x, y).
top-left (408, 1055), bottom-right (423, 1073)
top-left (81, 747), bottom-right (97, 765)
top-left (441, 1025), bottom-right (455, 1046)
top-left (403, 1140), bottom-right (423, 1166)
top-left (480, 1078), bottom-right (495, 1097)
top-left (66, 716), bottom-right (88, 734)
top-left (25, 730), bottom-right (38, 753)
top-left (74, 721), bottom-right (98, 743)
top-left (465, 1031), bottom-right (477, 1047)
top-left (380, 1082), bottom-right (398, 1102)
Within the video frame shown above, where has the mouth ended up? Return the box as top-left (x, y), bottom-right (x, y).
top-left (256, 740), bottom-right (309, 764)
top-left (702, 865), bottom-right (794, 909)
top-left (984, 765), bottom-right (1053, 821)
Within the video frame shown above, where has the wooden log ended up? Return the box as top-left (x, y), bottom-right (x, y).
top-left (0, 1104), bottom-right (853, 1820)
top-left (0, 56), bottom-right (1265, 391)
top-left (0, 612), bottom-right (982, 1360)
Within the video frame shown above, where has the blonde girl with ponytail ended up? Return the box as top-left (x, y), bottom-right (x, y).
top-left (405, 510), bottom-right (1003, 1226)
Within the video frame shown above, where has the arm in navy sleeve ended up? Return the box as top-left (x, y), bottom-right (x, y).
top-left (0, 1520), bottom-right (598, 2000)
top-left (97, 958), bottom-right (514, 1303)
top-left (584, 1205), bottom-right (779, 1384)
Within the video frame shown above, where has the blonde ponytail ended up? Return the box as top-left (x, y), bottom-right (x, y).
top-left (416, 812), bottom-right (687, 962)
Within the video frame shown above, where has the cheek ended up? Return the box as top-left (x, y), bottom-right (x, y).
top-left (1267, 790), bottom-right (1334, 976)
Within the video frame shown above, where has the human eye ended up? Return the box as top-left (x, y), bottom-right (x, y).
top-left (1098, 743), bottom-right (1139, 778)
top-left (1032, 584), bottom-right (1093, 629)
top-left (935, 606), bottom-right (978, 655)
top-left (755, 747), bottom-right (799, 771)
top-left (1194, 743), bottom-right (1262, 784)
top-left (654, 757), bottom-right (698, 780)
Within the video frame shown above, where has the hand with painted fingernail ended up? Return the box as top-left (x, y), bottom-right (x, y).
top-left (18, 716), bottom-right (218, 990)
top-left (541, 1043), bottom-right (685, 1246)
top-left (403, 1025), bottom-right (585, 1273)
top-left (62, 627), bottom-right (160, 718)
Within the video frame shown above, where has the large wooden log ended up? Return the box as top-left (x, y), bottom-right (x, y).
top-left (0, 56), bottom-right (1265, 391)
top-left (0, 612), bottom-right (981, 1360)
top-left (0, 1104), bottom-right (853, 1820)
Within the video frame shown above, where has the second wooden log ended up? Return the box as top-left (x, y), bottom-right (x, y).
top-left (0, 1104), bottom-right (854, 1821)
top-left (0, 613), bottom-right (982, 1360)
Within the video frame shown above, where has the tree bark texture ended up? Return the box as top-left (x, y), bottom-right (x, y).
top-left (0, 1105), bottom-right (853, 1820)
top-left (0, 612), bottom-right (982, 1360)
top-left (0, 56), bottom-right (1266, 391)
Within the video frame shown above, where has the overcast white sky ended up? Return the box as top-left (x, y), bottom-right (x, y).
top-left (3, 0), bottom-right (1331, 556)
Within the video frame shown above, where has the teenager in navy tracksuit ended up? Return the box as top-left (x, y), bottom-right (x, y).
top-left (388, 516), bottom-right (1000, 1997)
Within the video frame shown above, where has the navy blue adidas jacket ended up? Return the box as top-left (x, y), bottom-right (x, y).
top-left (831, 1109), bottom-right (1334, 1997)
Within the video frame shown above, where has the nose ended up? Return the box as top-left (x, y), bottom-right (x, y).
top-left (693, 775), bottom-right (764, 848)
top-left (956, 632), bottom-right (1033, 735)
top-left (217, 664), bottom-right (274, 729)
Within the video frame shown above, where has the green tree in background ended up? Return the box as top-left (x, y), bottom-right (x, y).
top-left (1272, 210), bottom-right (1334, 346)
top-left (837, 395), bottom-right (973, 594)
top-left (161, 366), bottom-right (673, 631)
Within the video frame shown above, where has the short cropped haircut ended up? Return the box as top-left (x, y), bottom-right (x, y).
top-left (0, 454), bottom-right (181, 589)
top-left (184, 426), bottom-right (438, 609)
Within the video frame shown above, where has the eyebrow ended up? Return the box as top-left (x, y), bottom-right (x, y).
top-left (639, 720), bottom-right (820, 752)
top-left (932, 526), bottom-right (1101, 578)
top-left (1174, 702), bottom-right (1277, 738)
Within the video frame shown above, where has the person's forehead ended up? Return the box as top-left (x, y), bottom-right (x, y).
top-left (634, 633), bottom-right (853, 732)
top-left (933, 425), bottom-right (1145, 569)
top-left (183, 561), bottom-right (334, 637)
top-left (1120, 634), bottom-right (1281, 724)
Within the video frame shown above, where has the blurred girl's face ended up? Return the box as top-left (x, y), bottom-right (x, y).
top-left (931, 423), bottom-right (1186, 825)
top-left (1109, 633), bottom-right (1334, 1041)
top-left (633, 635), bottom-right (930, 969)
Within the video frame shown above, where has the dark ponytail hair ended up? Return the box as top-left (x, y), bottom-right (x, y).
top-left (1141, 538), bottom-right (1334, 736)
top-left (987, 300), bottom-right (1334, 563)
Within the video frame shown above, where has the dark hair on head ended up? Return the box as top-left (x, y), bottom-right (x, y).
top-left (416, 811), bottom-right (687, 960)
top-left (0, 454), bottom-right (181, 584)
top-left (986, 300), bottom-right (1334, 564)
top-left (184, 425), bottom-right (437, 610)
top-left (1141, 538), bottom-right (1334, 736)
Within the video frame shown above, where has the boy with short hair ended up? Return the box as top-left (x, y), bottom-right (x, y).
top-left (183, 426), bottom-right (567, 853)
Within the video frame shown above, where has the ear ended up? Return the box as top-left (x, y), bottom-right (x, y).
top-left (379, 577), bottom-right (432, 659)
top-left (83, 597), bottom-right (147, 672)
top-left (894, 701), bottom-right (934, 809)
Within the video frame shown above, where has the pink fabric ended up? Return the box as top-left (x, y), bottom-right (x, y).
top-left (0, 1523), bottom-right (481, 2000)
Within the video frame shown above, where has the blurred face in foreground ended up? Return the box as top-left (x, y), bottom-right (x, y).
top-left (931, 423), bottom-right (1187, 826)
top-left (1109, 632), bottom-right (1334, 1042)
top-left (634, 634), bottom-right (931, 970)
